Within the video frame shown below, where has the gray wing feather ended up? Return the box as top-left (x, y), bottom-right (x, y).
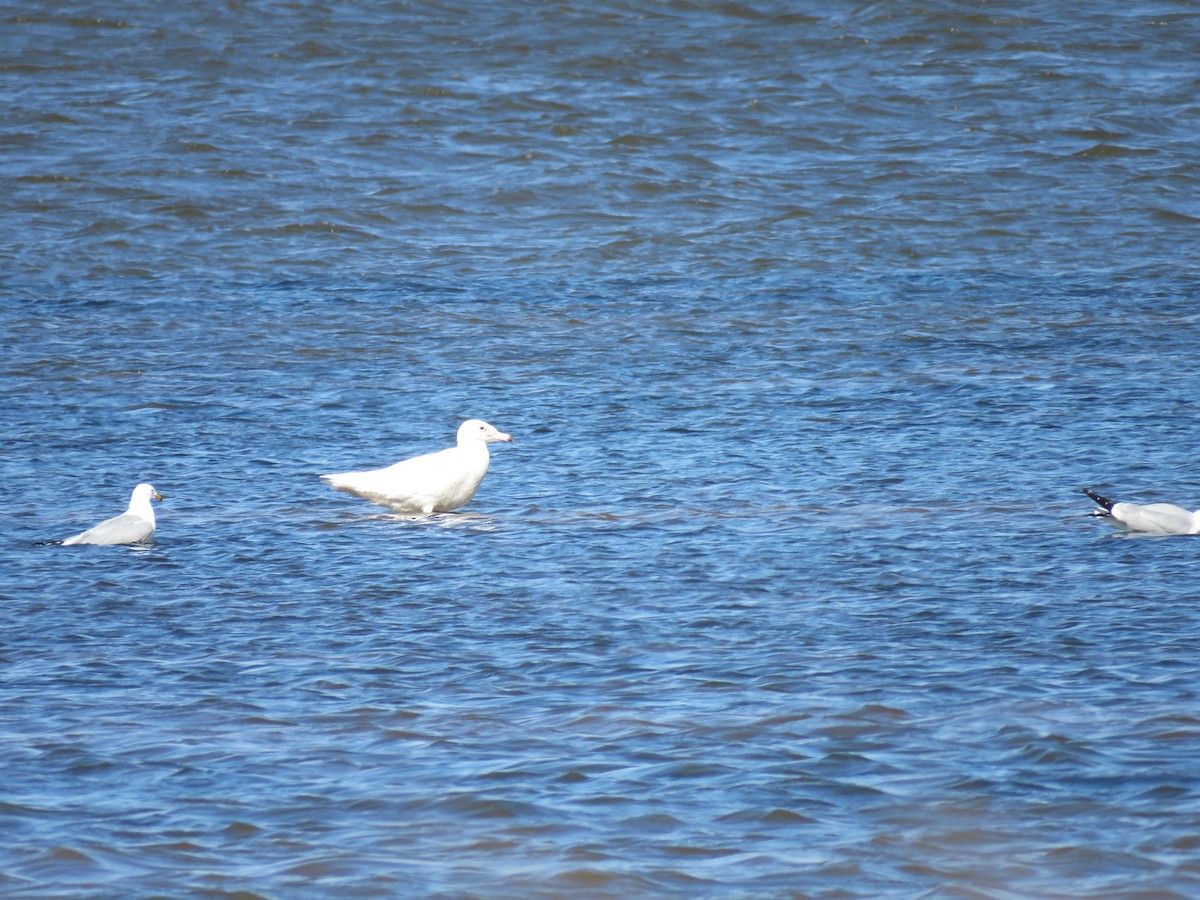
top-left (63, 513), bottom-right (154, 546)
top-left (1114, 502), bottom-right (1195, 535)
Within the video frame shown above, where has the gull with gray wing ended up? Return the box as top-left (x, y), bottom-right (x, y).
top-left (1083, 487), bottom-right (1200, 535)
top-left (63, 483), bottom-right (164, 546)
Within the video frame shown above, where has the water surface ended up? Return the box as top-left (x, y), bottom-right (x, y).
top-left (3, 2), bottom-right (1200, 897)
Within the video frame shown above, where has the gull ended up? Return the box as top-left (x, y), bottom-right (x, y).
top-left (63, 483), bottom-right (164, 546)
top-left (322, 419), bottom-right (513, 514)
top-left (1083, 487), bottom-right (1200, 535)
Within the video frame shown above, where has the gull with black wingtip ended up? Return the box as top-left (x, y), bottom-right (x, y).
top-left (1083, 487), bottom-right (1200, 535)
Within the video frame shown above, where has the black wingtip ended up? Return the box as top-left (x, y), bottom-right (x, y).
top-left (1083, 487), bottom-right (1116, 511)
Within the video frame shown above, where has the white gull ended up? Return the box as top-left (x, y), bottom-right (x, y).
top-left (1083, 487), bottom-right (1200, 535)
top-left (63, 483), bottom-right (164, 546)
top-left (322, 419), bottom-right (513, 514)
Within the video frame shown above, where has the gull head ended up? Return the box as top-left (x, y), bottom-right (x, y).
top-left (133, 483), bottom-right (165, 504)
top-left (458, 419), bottom-right (513, 445)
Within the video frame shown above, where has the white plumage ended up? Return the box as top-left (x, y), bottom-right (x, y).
top-left (63, 483), bottom-right (164, 546)
top-left (322, 419), bottom-right (513, 514)
top-left (1084, 488), bottom-right (1200, 535)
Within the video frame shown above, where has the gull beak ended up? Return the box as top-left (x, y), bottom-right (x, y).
top-left (496, 431), bottom-right (514, 443)
top-left (154, 491), bottom-right (165, 502)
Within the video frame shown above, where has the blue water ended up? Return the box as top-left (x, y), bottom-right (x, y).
top-left (3, 3), bottom-right (1200, 897)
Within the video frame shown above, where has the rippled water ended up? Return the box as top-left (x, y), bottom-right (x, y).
top-left (3, 3), bottom-right (1200, 897)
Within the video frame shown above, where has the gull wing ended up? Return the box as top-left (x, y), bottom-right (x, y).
top-left (63, 512), bottom-right (155, 546)
top-left (1112, 501), bottom-right (1196, 535)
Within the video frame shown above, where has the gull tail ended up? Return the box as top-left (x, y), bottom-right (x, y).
top-left (1083, 487), bottom-right (1115, 516)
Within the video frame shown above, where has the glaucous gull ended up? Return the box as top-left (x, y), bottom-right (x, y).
top-left (322, 419), bottom-right (513, 514)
